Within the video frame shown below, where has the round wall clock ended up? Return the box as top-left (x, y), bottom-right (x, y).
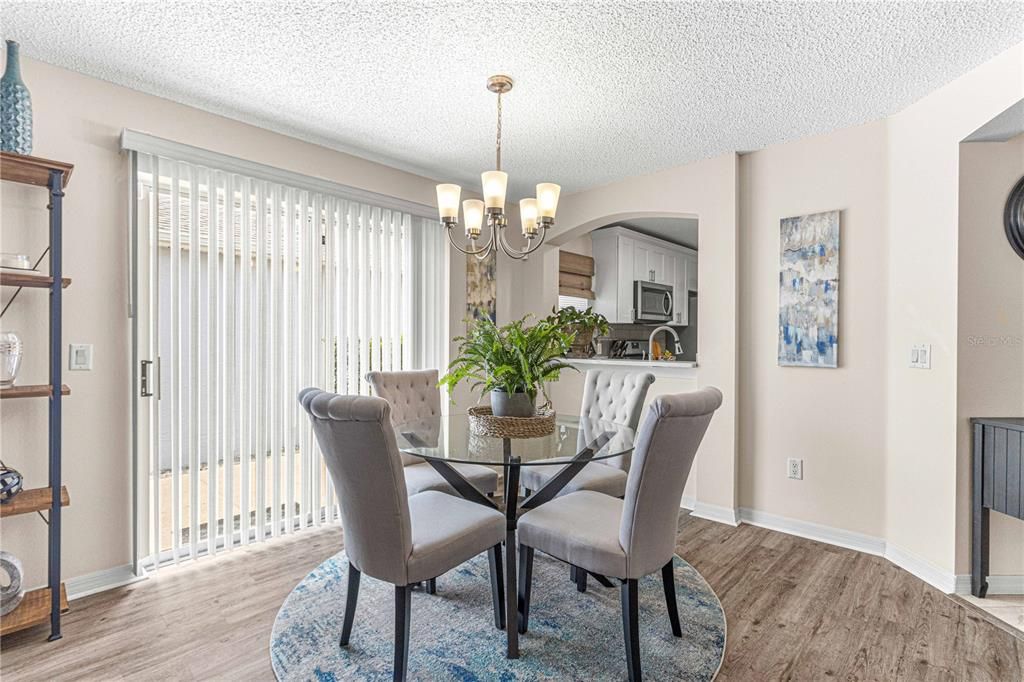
top-left (1005, 175), bottom-right (1024, 260)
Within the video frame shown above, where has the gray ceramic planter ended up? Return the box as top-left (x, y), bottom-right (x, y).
top-left (490, 389), bottom-right (535, 417)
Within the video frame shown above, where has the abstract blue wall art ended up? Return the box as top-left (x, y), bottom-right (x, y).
top-left (778, 210), bottom-right (839, 368)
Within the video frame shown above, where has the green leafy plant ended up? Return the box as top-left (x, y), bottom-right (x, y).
top-left (439, 315), bottom-right (577, 405)
top-left (544, 305), bottom-right (610, 337)
top-left (544, 305), bottom-right (610, 357)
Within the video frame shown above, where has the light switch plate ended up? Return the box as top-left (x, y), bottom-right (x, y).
top-left (910, 343), bottom-right (932, 369)
top-left (69, 343), bottom-right (93, 370)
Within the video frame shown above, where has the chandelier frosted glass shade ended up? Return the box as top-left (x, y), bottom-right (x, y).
top-left (537, 183), bottom-right (561, 220)
top-left (481, 171), bottom-right (508, 210)
top-left (436, 184), bottom-right (461, 220)
top-left (462, 199), bottom-right (484, 239)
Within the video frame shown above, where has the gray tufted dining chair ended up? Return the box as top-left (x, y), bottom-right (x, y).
top-left (519, 370), bottom-right (655, 499)
top-left (516, 387), bottom-right (722, 682)
top-left (299, 389), bottom-right (507, 682)
top-left (366, 369), bottom-right (499, 498)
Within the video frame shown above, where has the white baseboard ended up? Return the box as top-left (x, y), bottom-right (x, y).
top-left (884, 545), bottom-right (957, 594)
top-left (680, 494), bottom-right (696, 511)
top-left (66, 564), bottom-right (145, 600)
top-left (738, 507), bottom-right (886, 556)
top-left (730, 506), bottom-right (964, 595)
top-left (690, 501), bottom-right (739, 526)
top-left (954, 573), bottom-right (1024, 596)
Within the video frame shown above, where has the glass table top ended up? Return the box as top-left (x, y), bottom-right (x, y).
top-left (393, 412), bottom-right (635, 466)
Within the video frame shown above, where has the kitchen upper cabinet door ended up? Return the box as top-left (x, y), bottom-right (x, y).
top-left (674, 256), bottom-right (688, 325)
top-left (661, 253), bottom-right (675, 286)
top-left (649, 250), bottom-right (666, 283)
top-left (634, 243), bottom-right (650, 282)
top-left (616, 236), bottom-right (636, 323)
top-left (686, 253), bottom-right (698, 292)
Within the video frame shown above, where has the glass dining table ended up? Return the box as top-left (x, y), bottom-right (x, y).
top-left (393, 412), bottom-right (636, 660)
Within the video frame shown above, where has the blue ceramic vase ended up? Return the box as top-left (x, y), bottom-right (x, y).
top-left (0, 40), bottom-right (33, 155)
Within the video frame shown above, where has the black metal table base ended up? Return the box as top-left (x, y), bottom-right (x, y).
top-left (419, 431), bottom-right (612, 659)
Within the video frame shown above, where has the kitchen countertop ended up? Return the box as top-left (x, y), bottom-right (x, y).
top-left (569, 357), bottom-right (697, 368)
top-left (566, 358), bottom-right (698, 378)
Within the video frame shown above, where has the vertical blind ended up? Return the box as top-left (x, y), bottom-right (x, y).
top-left (131, 149), bottom-right (446, 567)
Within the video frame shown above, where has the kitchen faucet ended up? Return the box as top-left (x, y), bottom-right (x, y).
top-left (648, 325), bottom-right (682, 360)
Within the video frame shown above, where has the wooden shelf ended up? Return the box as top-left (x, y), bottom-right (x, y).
top-left (0, 486), bottom-right (70, 518)
top-left (0, 151), bottom-right (73, 188)
top-left (0, 384), bottom-right (71, 399)
top-left (0, 584), bottom-right (69, 636)
top-left (0, 271), bottom-right (71, 289)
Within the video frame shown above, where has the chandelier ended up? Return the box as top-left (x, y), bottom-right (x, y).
top-left (435, 75), bottom-right (560, 260)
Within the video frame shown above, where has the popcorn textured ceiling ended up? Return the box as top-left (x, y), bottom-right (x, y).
top-left (2, 1), bottom-right (1022, 196)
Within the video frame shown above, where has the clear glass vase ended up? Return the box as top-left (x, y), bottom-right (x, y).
top-left (0, 331), bottom-right (23, 387)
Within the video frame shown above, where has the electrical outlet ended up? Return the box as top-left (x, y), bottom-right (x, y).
top-left (69, 343), bottom-right (93, 370)
top-left (787, 458), bottom-right (803, 480)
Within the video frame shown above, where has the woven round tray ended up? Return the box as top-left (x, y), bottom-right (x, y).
top-left (468, 406), bottom-right (556, 439)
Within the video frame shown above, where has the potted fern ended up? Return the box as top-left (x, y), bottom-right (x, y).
top-left (439, 315), bottom-right (576, 417)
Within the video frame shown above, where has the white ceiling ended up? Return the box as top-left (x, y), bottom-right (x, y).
top-left (3, 2), bottom-right (1022, 198)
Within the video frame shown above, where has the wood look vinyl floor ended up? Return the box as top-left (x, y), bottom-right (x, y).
top-left (2, 513), bottom-right (1022, 681)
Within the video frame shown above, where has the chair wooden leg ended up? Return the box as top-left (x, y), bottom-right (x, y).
top-left (487, 543), bottom-right (506, 630)
top-left (575, 566), bottom-right (588, 593)
top-left (394, 585), bottom-right (412, 682)
top-left (426, 578), bottom-right (437, 594)
top-left (661, 560), bottom-right (682, 637)
top-left (621, 579), bottom-right (641, 682)
top-left (340, 564), bottom-right (360, 646)
top-left (518, 545), bottom-right (534, 634)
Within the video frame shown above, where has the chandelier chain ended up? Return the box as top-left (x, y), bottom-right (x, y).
top-left (496, 91), bottom-right (502, 171)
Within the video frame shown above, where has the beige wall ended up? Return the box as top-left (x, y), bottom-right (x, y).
top-left (0, 58), bottom-right (462, 585)
top-left (539, 154), bottom-right (739, 513)
top-left (956, 135), bottom-right (1024, 575)
top-left (886, 43), bottom-right (1024, 576)
top-left (738, 120), bottom-right (889, 537)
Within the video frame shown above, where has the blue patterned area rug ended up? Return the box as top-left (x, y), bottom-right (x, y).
top-left (271, 551), bottom-right (725, 681)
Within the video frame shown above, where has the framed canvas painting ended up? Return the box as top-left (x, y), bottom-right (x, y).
top-left (778, 210), bottom-right (839, 368)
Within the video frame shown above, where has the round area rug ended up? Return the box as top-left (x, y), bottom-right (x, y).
top-left (271, 551), bottom-right (725, 681)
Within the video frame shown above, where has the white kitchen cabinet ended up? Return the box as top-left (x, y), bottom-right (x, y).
top-left (685, 252), bottom-right (698, 292)
top-left (673, 256), bottom-right (689, 326)
top-left (592, 226), bottom-right (698, 325)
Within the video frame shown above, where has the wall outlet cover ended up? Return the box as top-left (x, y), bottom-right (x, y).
top-left (787, 457), bottom-right (803, 480)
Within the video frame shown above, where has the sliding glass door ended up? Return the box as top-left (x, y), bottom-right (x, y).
top-left (127, 141), bottom-right (447, 569)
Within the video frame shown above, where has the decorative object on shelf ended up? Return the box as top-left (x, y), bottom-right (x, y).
top-left (435, 75), bottom-right (560, 260)
top-left (545, 306), bottom-right (610, 358)
top-left (0, 465), bottom-right (23, 503)
top-left (1004, 175), bottom-right (1024, 261)
top-left (778, 210), bottom-right (840, 368)
top-left (0, 551), bottom-right (25, 616)
top-left (0, 41), bottom-right (33, 155)
top-left (0, 253), bottom-right (34, 271)
top-left (440, 315), bottom-right (575, 417)
top-left (0, 331), bottom-right (23, 387)
top-left (466, 250), bottom-right (497, 323)
top-left (467, 405), bottom-right (557, 438)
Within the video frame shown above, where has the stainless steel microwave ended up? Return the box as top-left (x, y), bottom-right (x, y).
top-left (633, 280), bottom-right (674, 323)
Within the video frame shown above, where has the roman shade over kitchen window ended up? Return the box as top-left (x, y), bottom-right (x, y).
top-left (558, 250), bottom-right (595, 299)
